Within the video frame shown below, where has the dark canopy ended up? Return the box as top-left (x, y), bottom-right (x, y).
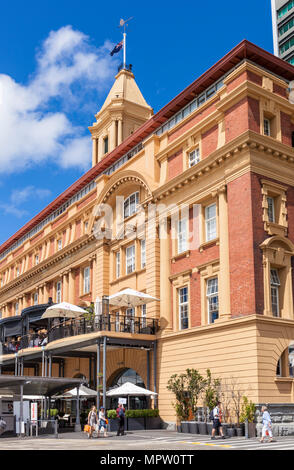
top-left (0, 316), bottom-right (22, 341)
top-left (0, 375), bottom-right (85, 397)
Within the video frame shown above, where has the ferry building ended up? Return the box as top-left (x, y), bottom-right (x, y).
top-left (1, 39), bottom-right (294, 427)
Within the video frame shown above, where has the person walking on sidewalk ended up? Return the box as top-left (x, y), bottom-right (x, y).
top-left (87, 405), bottom-right (98, 439)
top-left (98, 406), bottom-right (108, 438)
top-left (116, 404), bottom-right (125, 436)
top-left (211, 401), bottom-right (225, 440)
top-left (260, 406), bottom-right (274, 443)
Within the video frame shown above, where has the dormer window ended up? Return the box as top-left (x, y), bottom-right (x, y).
top-left (124, 192), bottom-right (139, 219)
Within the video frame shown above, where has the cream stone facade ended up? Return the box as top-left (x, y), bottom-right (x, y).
top-left (1, 40), bottom-right (294, 426)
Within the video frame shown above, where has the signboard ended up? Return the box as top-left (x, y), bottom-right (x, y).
top-left (118, 398), bottom-right (127, 405)
top-left (31, 402), bottom-right (38, 422)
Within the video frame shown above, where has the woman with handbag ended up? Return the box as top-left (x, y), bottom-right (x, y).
top-left (98, 406), bottom-right (108, 437)
top-left (87, 406), bottom-right (98, 439)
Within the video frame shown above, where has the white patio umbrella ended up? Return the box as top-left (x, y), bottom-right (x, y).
top-left (108, 288), bottom-right (159, 308)
top-left (106, 381), bottom-right (157, 409)
top-left (106, 382), bottom-right (157, 397)
top-left (41, 302), bottom-right (88, 319)
top-left (52, 384), bottom-right (97, 399)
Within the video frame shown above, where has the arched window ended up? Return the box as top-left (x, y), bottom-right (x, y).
top-left (124, 192), bottom-right (139, 219)
top-left (111, 368), bottom-right (146, 388)
top-left (276, 344), bottom-right (294, 377)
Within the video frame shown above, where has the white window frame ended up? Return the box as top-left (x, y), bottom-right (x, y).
top-left (116, 251), bottom-right (121, 278)
top-left (126, 245), bottom-right (135, 274)
top-left (35, 254), bottom-right (39, 265)
top-left (115, 311), bottom-right (120, 332)
top-left (267, 196), bottom-right (275, 223)
top-left (264, 118), bottom-right (271, 137)
top-left (33, 292), bottom-right (38, 306)
top-left (56, 281), bottom-right (62, 303)
top-left (188, 148), bottom-right (200, 167)
top-left (15, 302), bottom-right (19, 315)
top-left (178, 286), bottom-right (189, 330)
top-left (126, 307), bottom-right (135, 333)
top-left (207, 277), bottom-right (219, 324)
top-left (124, 192), bottom-right (139, 219)
top-left (141, 304), bottom-right (147, 328)
top-left (205, 203), bottom-right (217, 242)
top-left (141, 240), bottom-right (146, 268)
top-left (83, 266), bottom-right (90, 294)
top-left (270, 269), bottom-right (280, 317)
top-left (57, 239), bottom-right (62, 251)
top-left (178, 218), bottom-right (188, 254)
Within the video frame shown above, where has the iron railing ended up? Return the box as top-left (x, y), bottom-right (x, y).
top-left (48, 314), bottom-right (159, 343)
top-left (0, 315), bottom-right (159, 354)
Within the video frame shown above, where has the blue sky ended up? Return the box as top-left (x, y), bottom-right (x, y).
top-left (0, 0), bottom-right (273, 245)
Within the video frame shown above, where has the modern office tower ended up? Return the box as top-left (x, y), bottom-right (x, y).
top-left (271, 0), bottom-right (294, 64)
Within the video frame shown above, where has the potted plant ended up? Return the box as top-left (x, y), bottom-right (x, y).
top-left (240, 396), bottom-right (256, 438)
top-left (167, 373), bottom-right (191, 433)
top-left (201, 369), bottom-right (221, 435)
top-left (107, 409), bottom-right (120, 432)
top-left (186, 368), bottom-right (206, 435)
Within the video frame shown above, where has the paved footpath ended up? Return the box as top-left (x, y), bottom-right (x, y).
top-left (1, 430), bottom-right (294, 450)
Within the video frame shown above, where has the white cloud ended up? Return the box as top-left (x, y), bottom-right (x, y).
top-left (0, 26), bottom-right (118, 173)
top-left (0, 185), bottom-right (52, 218)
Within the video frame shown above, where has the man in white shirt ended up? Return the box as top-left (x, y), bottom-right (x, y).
top-left (211, 401), bottom-right (225, 439)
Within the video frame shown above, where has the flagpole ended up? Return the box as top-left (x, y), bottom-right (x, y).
top-left (123, 30), bottom-right (126, 69)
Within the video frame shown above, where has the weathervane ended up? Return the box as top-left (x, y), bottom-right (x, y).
top-left (119, 17), bottom-right (134, 69)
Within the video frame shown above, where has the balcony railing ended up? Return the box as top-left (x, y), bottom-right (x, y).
top-left (0, 314), bottom-right (159, 355)
top-left (48, 314), bottom-right (159, 343)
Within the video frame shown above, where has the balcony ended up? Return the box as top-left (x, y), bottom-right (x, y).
top-left (48, 314), bottom-right (159, 343)
top-left (1, 314), bottom-right (159, 355)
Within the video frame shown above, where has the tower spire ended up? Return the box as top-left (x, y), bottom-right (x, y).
top-left (119, 17), bottom-right (134, 70)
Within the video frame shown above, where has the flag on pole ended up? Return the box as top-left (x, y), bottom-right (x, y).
top-left (110, 40), bottom-right (123, 56)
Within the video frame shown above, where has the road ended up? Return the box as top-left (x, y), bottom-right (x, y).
top-left (1, 429), bottom-right (294, 450)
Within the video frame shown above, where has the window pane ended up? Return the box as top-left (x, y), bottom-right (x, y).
top-left (126, 245), bottom-right (135, 274)
top-left (178, 218), bottom-right (188, 253)
top-left (205, 204), bottom-right (217, 241)
top-left (271, 286), bottom-right (279, 317)
top-left (179, 287), bottom-right (189, 330)
top-left (267, 197), bottom-right (275, 223)
top-left (207, 278), bottom-right (218, 323)
top-left (270, 269), bottom-right (280, 286)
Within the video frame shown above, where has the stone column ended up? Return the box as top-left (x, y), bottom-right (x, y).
top-left (217, 186), bottom-right (231, 321)
top-left (118, 119), bottom-right (123, 145)
top-left (62, 272), bottom-right (69, 302)
top-left (68, 269), bottom-right (75, 304)
top-left (109, 121), bottom-right (116, 152)
top-left (92, 137), bottom-right (98, 167)
top-left (159, 218), bottom-right (172, 330)
top-left (98, 136), bottom-right (104, 162)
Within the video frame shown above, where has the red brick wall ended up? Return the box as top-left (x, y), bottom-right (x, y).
top-left (248, 97), bottom-right (260, 133)
top-left (274, 83), bottom-right (287, 98)
top-left (170, 207), bottom-right (219, 327)
top-left (225, 97), bottom-right (249, 143)
top-left (227, 172), bottom-right (256, 316)
top-left (167, 150), bottom-right (183, 180)
top-left (281, 111), bottom-right (294, 147)
top-left (201, 125), bottom-right (218, 159)
top-left (247, 71), bottom-right (262, 86)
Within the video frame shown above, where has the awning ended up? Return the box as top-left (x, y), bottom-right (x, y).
top-left (108, 289), bottom-right (159, 308)
top-left (106, 381), bottom-right (157, 397)
top-left (0, 375), bottom-right (85, 397)
top-left (0, 316), bottom-right (22, 339)
top-left (53, 384), bottom-right (97, 399)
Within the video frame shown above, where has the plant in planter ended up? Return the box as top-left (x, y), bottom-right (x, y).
top-left (186, 368), bottom-right (206, 434)
top-left (201, 369), bottom-right (221, 435)
top-left (240, 396), bottom-right (256, 438)
top-left (167, 372), bottom-right (190, 433)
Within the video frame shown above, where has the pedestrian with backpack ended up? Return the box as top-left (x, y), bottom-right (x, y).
top-left (211, 401), bottom-right (225, 439)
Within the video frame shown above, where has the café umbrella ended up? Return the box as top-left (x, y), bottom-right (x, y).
top-left (106, 381), bottom-right (158, 409)
top-left (107, 289), bottom-right (159, 308)
top-left (41, 302), bottom-right (88, 319)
